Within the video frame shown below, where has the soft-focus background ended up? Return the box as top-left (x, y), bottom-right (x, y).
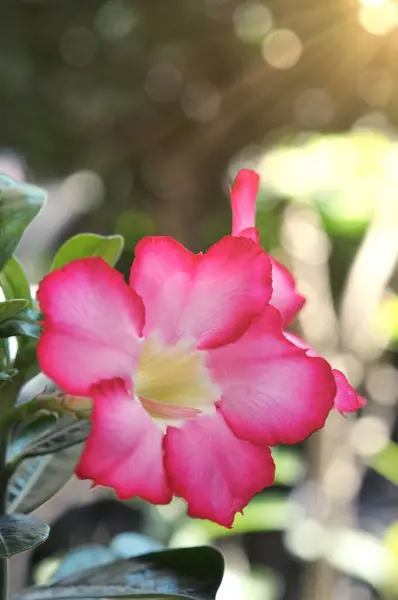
top-left (2, 0), bottom-right (398, 598)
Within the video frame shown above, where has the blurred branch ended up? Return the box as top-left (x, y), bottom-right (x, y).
top-left (340, 214), bottom-right (398, 362)
top-left (282, 204), bottom-right (352, 600)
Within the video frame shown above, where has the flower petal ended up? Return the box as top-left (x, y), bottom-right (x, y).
top-left (269, 259), bottom-right (306, 325)
top-left (37, 258), bottom-right (144, 395)
top-left (76, 378), bottom-right (172, 504)
top-left (130, 235), bottom-right (272, 349)
top-left (332, 369), bottom-right (367, 413)
top-left (164, 411), bottom-right (275, 527)
top-left (208, 306), bottom-right (336, 446)
top-left (237, 227), bottom-right (260, 244)
top-left (229, 170), bottom-right (305, 325)
top-left (284, 333), bottom-right (366, 413)
top-left (230, 169), bottom-right (260, 236)
top-left (130, 237), bottom-right (197, 345)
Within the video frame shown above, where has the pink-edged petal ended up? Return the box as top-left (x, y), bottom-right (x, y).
top-left (237, 227), bottom-right (260, 244)
top-left (230, 169), bottom-right (260, 236)
top-left (283, 331), bottom-right (311, 352)
top-left (164, 411), bottom-right (275, 527)
top-left (284, 333), bottom-right (366, 413)
top-left (131, 235), bottom-right (272, 349)
top-left (332, 369), bottom-right (366, 413)
top-left (130, 237), bottom-right (197, 345)
top-left (208, 306), bottom-right (336, 446)
top-left (37, 258), bottom-right (144, 395)
top-left (76, 378), bottom-right (172, 505)
top-left (270, 259), bottom-right (305, 326)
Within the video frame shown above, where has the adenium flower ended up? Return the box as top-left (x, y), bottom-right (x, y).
top-left (37, 169), bottom-right (364, 527)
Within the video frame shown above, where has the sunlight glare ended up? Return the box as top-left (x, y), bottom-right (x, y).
top-left (359, 2), bottom-right (398, 35)
top-left (359, 0), bottom-right (389, 6)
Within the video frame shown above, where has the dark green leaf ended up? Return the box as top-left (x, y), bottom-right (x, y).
top-left (13, 546), bottom-right (224, 600)
top-left (14, 338), bottom-right (40, 379)
top-left (0, 256), bottom-right (32, 305)
top-left (0, 300), bottom-right (28, 322)
top-left (0, 368), bottom-right (18, 381)
top-left (51, 233), bottom-right (124, 271)
top-left (7, 413), bottom-right (59, 463)
top-left (0, 514), bottom-right (49, 557)
top-left (0, 174), bottom-right (46, 271)
top-left (0, 311), bottom-right (41, 339)
top-left (7, 445), bottom-right (82, 514)
top-left (18, 417), bottom-right (90, 459)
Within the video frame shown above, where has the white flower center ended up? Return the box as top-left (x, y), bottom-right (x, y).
top-left (135, 334), bottom-right (219, 422)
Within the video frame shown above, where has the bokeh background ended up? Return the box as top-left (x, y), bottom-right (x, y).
top-left (2, 0), bottom-right (398, 598)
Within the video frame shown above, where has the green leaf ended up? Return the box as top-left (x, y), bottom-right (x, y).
top-left (0, 368), bottom-right (18, 381)
top-left (14, 338), bottom-right (40, 380)
top-left (7, 445), bottom-right (82, 514)
top-left (7, 414), bottom-right (59, 463)
top-left (51, 233), bottom-right (125, 271)
top-left (0, 370), bottom-right (32, 412)
top-left (0, 300), bottom-right (28, 322)
top-left (0, 256), bottom-right (32, 305)
top-left (0, 174), bottom-right (46, 271)
top-left (13, 546), bottom-right (224, 600)
top-left (0, 514), bottom-right (49, 557)
top-left (16, 417), bottom-right (90, 460)
top-left (0, 310), bottom-right (41, 339)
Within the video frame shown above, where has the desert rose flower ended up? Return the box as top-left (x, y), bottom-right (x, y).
top-left (37, 169), bottom-right (363, 527)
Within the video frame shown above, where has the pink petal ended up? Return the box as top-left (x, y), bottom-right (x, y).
top-left (76, 379), bottom-right (172, 505)
top-left (229, 170), bottom-right (305, 325)
top-left (130, 235), bottom-right (272, 349)
top-left (269, 259), bottom-right (306, 326)
top-left (284, 333), bottom-right (366, 413)
top-left (229, 169), bottom-right (260, 236)
top-left (332, 369), bottom-right (367, 413)
top-left (130, 237), bottom-right (197, 345)
top-left (37, 258), bottom-right (144, 395)
top-left (208, 306), bottom-right (336, 446)
top-left (237, 227), bottom-right (260, 244)
top-left (164, 411), bottom-right (275, 527)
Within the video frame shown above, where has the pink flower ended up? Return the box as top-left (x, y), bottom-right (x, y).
top-left (37, 169), bottom-right (363, 528)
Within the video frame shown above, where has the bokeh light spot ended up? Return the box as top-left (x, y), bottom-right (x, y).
top-left (262, 29), bottom-right (303, 70)
top-left (233, 2), bottom-right (273, 43)
top-left (181, 82), bottom-right (222, 122)
top-left (286, 519), bottom-right (328, 561)
top-left (351, 416), bottom-right (389, 456)
top-left (295, 88), bottom-right (335, 128)
top-left (357, 68), bottom-right (394, 107)
top-left (366, 364), bottom-right (398, 406)
top-left (95, 0), bottom-right (137, 40)
top-left (59, 27), bottom-right (98, 67)
top-left (359, 2), bottom-right (398, 35)
top-left (144, 63), bottom-right (183, 103)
